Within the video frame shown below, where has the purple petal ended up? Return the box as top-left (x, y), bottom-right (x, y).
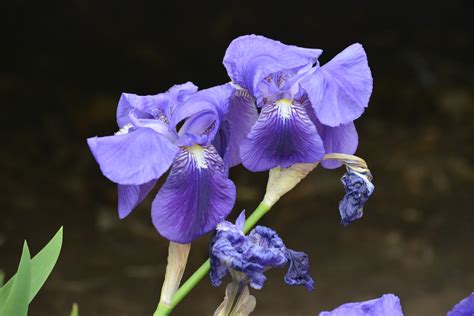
top-left (235, 210), bottom-right (246, 232)
top-left (301, 43), bottom-right (373, 127)
top-left (152, 145), bottom-right (236, 243)
top-left (212, 120), bottom-right (231, 171)
top-left (87, 127), bottom-right (178, 185)
top-left (173, 84), bottom-right (233, 144)
top-left (117, 180), bottom-right (157, 219)
top-left (319, 294), bottom-right (404, 316)
top-left (447, 293), bottom-right (474, 316)
top-left (223, 35), bottom-right (322, 97)
top-left (317, 121), bottom-right (358, 169)
top-left (240, 100), bottom-right (325, 171)
top-left (284, 249), bottom-right (315, 291)
top-left (116, 82), bottom-right (198, 127)
top-left (224, 88), bottom-right (258, 167)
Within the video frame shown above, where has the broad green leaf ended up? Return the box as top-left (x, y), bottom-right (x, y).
top-left (70, 303), bottom-right (79, 316)
top-left (0, 270), bottom-right (4, 287)
top-left (0, 227), bottom-right (63, 307)
top-left (0, 242), bottom-right (31, 316)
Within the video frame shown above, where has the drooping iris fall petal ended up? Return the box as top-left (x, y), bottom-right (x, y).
top-left (240, 99), bottom-right (325, 171)
top-left (117, 180), bottom-right (157, 219)
top-left (316, 121), bottom-right (359, 169)
top-left (152, 145), bottom-right (236, 243)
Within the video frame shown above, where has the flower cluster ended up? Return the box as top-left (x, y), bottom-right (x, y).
top-left (210, 211), bottom-right (314, 291)
top-left (87, 34), bottom-right (374, 245)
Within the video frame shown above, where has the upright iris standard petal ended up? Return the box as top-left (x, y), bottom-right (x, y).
top-left (117, 180), bottom-right (157, 219)
top-left (87, 127), bottom-right (179, 185)
top-left (316, 121), bottom-right (359, 169)
top-left (339, 171), bottom-right (374, 225)
top-left (240, 99), bottom-right (325, 171)
top-left (447, 293), bottom-right (474, 316)
top-left (284, 249), bottom-right (315, 291)
top-left (173, 84), bottom-right (233, 145)
top-left (319, 294), bottom-right (404, 316)
top-left (301, 43), bottom-right (373, 127)
top-left (223, 35), bottom-right (322, 97)
top-left (116, 82), bottom-right (198, 127)
top-left (152, 145), bottom-right (236, 243)
top-left (222, 88), bottom-right (259, 167)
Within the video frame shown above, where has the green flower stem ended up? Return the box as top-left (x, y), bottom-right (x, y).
top-left (153, 202), bottom-right (271, 316)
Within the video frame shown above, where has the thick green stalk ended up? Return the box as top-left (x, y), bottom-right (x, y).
top-left (153, 202), bottom-right (271, 316)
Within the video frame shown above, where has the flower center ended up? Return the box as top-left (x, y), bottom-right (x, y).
top-left (275, 99), bottom-right (293, 120)
top-left (187, 144), bottom-right (208, 169)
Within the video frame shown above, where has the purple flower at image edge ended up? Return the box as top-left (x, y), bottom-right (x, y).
top-left (319, 294), bottom-right (404, 316)
top-left (223, 34), bottom-right (372, 172)
top-left (210, 211), bottom-right (314, 291)
top-left (447, 293), bottom-right (474, 316)
top-left (87, 82), bottom-right (257, 243)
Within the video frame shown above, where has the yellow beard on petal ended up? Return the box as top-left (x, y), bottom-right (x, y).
top-left (187, 144), bottom-right (208, 169)
top-left (275, 98), bottom-right (293, 120)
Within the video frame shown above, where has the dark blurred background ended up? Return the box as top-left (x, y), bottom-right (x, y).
top-left (1, 1), bottom-right (473, 315)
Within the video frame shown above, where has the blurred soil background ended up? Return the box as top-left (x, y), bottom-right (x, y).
top-left (1, 1), bottom-right (473, 315)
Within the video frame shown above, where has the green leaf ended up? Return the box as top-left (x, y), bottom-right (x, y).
top-left (70, 303), bottom-right (79, 316)
top-left (0, 270), bottom-right (4, 287)
top-left (0, 227), bottom-right (63, 307)
top-left (0, 242), bottom-right (31, 316)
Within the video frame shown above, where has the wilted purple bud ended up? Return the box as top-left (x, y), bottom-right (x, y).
top-left (339, 171), bottom-right (374, 226)
top-left (210, 211), bottom-right (314, 291)
top-left (319, 294), bottom-right (404, 316)
top-left (447, 293), bottom-right (474, 316)
top-left (284, 249), bottom-right (315, 291)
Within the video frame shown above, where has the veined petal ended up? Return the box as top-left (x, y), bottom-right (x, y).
top-left (118, 180), bottom-right (157, 219)
top-left (223, 35), bottom-right (322, 97)
top-left (301, 43), bottom-right (373, 127)
top-left (240, 100), bottom-right (325, 171)
top-left (317, 121), bottom-right (359, 169)
top-left (116, 82), bottom-right (198, 127)
top-left (223, 88), bottom-right (258, 167)
top-left (152, 145), bottom-right (236, 243)
top-left (319, 294), bottom-right (404, 316)
top-left (87, 127), bottom-right (179, 185)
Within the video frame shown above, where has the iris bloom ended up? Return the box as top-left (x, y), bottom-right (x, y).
top-left (210, 211), bottom-right (314, 291)
top-left (223, 35), bottom-right (373, 171)
top-left (87, 82), bottom-right (256, 243)
top-left (319, 294), bottom-right (404, 316)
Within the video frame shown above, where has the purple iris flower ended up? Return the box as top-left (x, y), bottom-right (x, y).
top-left (319, 294), bottom-right (404, 316)
top-left (210, 211), bottom-right (315, 291)
top-left (87, 82), bottom-right (255, 243)
top-left (339, 171), bottom-right (374, 225)
top-left (447, 293), bottom-right (474, 316)
top-left (223, 35), bottom-right (372, 171)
